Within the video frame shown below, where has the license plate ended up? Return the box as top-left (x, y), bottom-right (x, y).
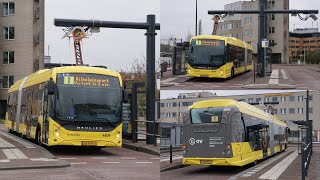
top-left (200, 160), bottom-right (213, 164)
top-left (82, 141), bottom-right (97, 146)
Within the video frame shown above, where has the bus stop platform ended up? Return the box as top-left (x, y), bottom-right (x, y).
top-left (0, 125), bottom-right (70, 170)
top-left (161, 144), bottom-right (320, 180)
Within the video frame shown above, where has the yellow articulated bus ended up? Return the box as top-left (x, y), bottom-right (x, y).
top-left (182, 99), bottom-right (288, 166)
top-left (6, 66), bottom-right (126, 149)
top-left (187, 35), bottom-right (253, 79)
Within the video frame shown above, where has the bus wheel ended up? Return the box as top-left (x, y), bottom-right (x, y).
top-left (231, 68), bottom-right (235, 78)
top-left (253, 160), bottom-right (258, 165)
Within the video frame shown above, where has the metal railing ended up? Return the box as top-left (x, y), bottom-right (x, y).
top-left (301, 142), bottom-right (312, 180)
top-left (132, 119), bottom-right (160, 146)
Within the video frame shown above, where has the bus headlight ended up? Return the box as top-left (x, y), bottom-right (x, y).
top-left (220, 70), bottom-right (224, 75)
top-left (54, 129), bottom-right (59, 137)
top-left (116, 131), bottom-right (120, 138)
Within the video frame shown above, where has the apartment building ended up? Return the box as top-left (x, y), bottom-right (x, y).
top-left (217, 0), bottom-right (289, 64)
top-left (0, 0), bottom-right (44, 117)
top-left (289, 28), bottom-right (320, 62)
top-left (160, 91), bottom-right (320, 141)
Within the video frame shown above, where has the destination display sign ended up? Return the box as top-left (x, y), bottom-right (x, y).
top-left (57, 73), bottom-right (120, 88)
top-left (195, 40), bottom-right (223, 46)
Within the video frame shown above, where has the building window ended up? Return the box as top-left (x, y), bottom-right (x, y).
top-left (298, 96), bottom-right (304, 101)
top-left (269, 27), bottom-right (275, 34)
top-left (268, 0), bottom-right (275, 8)
top-left (244, 29), bottom-right (252, 36)
top-left (256, 98), bottom-right (262, 103)
top-left (166, 113), bottom-right (171, 118)
top-left (3, 27), bottom-right (14, 40)
top-left (298, 108), bottom-right (304, 114)
top-left (308, 95), bottom-right (313, 101)
top-left (2, 51), bottom-right (14, 64)
top-left (166, 103), bottom-right (171, 107)
top-left (3, 2), bottom-right (15, 16)
top-left (264, 97), bottom-right (269, 102)
top-left (182, 102), bottom-right (192, 106)
top-left (248, 98), bottom-right (253, 103)
top-left (289, 96), bottom-right (295, 102)
top-left (280, 97), bottom-right (286, 102)
top-left (172, 112), bottom-right (177, 117)
top-left (272, 97), bottom-right (278, 102)
top-left (1, 76), bottom-right (14, 88)
top-left (160, 103), bottom-right (164, 107)
top-left (309, 108), bottom-right (313, 114)
top-left (244, 17), bottom-right (252, 24)
top-left (269, 14), bottom-right (275, 20)
top-left (280, 108), bottom-right (286, 114)
top-left (289, 108), bottom-right (295, 114)
top-left (172, 102), bottom-right (177, 107)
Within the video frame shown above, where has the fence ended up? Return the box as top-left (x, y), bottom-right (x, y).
top-left (301, 142), bottom-right (312, 180)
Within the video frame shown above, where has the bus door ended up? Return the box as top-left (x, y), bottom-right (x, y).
top-left (183, 107), bottom-right (232, 161)
top-left (260, 126), bottom-right (269, 158)
top-left (26, 92), bottom-right (33, 138)
top-left (42, 91), bottom-right (49, 144)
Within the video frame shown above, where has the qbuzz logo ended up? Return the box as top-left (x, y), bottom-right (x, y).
top-left (189, 138), bottom-right (203, 145)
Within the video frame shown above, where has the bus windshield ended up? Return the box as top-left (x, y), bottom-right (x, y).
top-left (189, 39), bottom-right (225, 67)
top-left (54, 73), bottom-right (121, 124)
top-left (191, 107), bottom-right (223, 124)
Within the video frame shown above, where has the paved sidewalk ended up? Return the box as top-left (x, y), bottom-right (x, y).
top-left (0, 125), bottom-right (69, 170)
top-left (122, 139), bottom-right (160, 156)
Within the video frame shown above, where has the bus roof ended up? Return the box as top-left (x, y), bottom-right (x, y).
top-left (189, 99), bottom-right (286, 127)
top-left (190, 35), bottom-right (253, 50)
top-left (8, 66), bottom-right (122, 93)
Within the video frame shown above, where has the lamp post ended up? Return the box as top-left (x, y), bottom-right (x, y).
top-left (195, 0), bottom-right (198, 36)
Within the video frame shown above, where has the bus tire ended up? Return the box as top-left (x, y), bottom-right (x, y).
top-left (231, 68), bottom-right (235, 78)
top-left (35, 126), bottom-right (42, 145)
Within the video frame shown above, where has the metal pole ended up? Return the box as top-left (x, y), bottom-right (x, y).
top-left (302, 145), bottom-right (305, 180)
top-left (306, 90), bottom-right (309, 146)
top-left (195, 0), bottom-right (198, 36)
top-left (131, 84), bottom-right (138, 143)
top-left (172, 47), bottom-right (177, 75)
top-left (258, 0), bottom-right (265, 77)
top-left (254, 64), bottom-right (256, 82)
top-left (146, 15), bottom-right (156, 145)
top-left (304, 46), bottom-right (306, 65)
top-left (170, 145), bottom-right (173, 164)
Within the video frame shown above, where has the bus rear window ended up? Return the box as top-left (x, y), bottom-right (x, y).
top-left (191, 108), bottom-right (223, 124)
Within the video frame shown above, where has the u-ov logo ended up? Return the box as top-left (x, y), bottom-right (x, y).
top-left (189, 138), bottom-right (195, 145)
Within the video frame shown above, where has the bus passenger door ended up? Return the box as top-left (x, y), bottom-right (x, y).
top-left (260, 126), bottom-right (269, 158)
top-left (42, 92), bottom-right (49, 144)
top-left (26, 92), bottom-right (33, 138)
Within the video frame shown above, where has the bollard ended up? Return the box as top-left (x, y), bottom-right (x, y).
top-left (170, 145), bottom-right (173, 164)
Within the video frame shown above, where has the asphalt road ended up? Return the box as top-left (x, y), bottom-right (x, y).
top-left (161, 65), bottom-right (320, 90)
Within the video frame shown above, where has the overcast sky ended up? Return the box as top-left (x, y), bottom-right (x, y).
top-left (45, 0), bottom-right (160, 71)
top-left (160, 90), bottom-right (306, 99)
top-left (161, 0), bottom-right (320, 40)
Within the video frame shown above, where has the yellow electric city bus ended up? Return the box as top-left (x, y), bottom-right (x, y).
top-left (187, 35), bottom-right (253, 79)
top-left (182, 99), bottom-right (288, 166)
top-left (6, 66), bottom-right (125, 149)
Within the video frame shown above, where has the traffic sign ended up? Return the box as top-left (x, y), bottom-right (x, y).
top-left (262, 39), bottom-right (269, 48)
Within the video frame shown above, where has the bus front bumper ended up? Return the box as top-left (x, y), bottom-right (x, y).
top-left (48, 138), bottom-right (122, 147)
top-left (187, 69), bottom-right (228, 79)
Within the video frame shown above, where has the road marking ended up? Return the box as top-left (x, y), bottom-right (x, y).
top-left (2, 149), bottom-right (18, 159)
top-left (259, 150), bottom-right (298, 180)
top-left (135, 162), bottom-right (152, 164)
top-left (229, 150), bottom-right (292, 180)
top-left (0, 137), bottom-right (15, 148)
top-left (70, 162), bottom-right (87, 165)
top-left (160, 155), bottom-right (182, 162)
top-left (281, 69), bottom-right (288, 79)
top-left (161, 78), bottom-right (176, 84)
top-left (102, 162), bottom-right (120, 164)
top-left (270, 69), bottom-right (279, 79)
top-left (0, 159), bottom-right (10, 162)
top-left (30, 158), bottom-right (58, 161)
top-left (59, 157), bottom-right (77, 160)
top-left (0, 132), bottom-right (35, 148)
top-left (11, 148), bottom-right (27, 159)
top-left (120, 157), bottom-right (137, 160)
top-left (269, 79), bottom-right (279, 84)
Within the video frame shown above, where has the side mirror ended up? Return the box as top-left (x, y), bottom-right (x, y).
top-left (48, 79), bottom-right (55, 95)
top-left (122, 89), bottom-right (129, 103)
